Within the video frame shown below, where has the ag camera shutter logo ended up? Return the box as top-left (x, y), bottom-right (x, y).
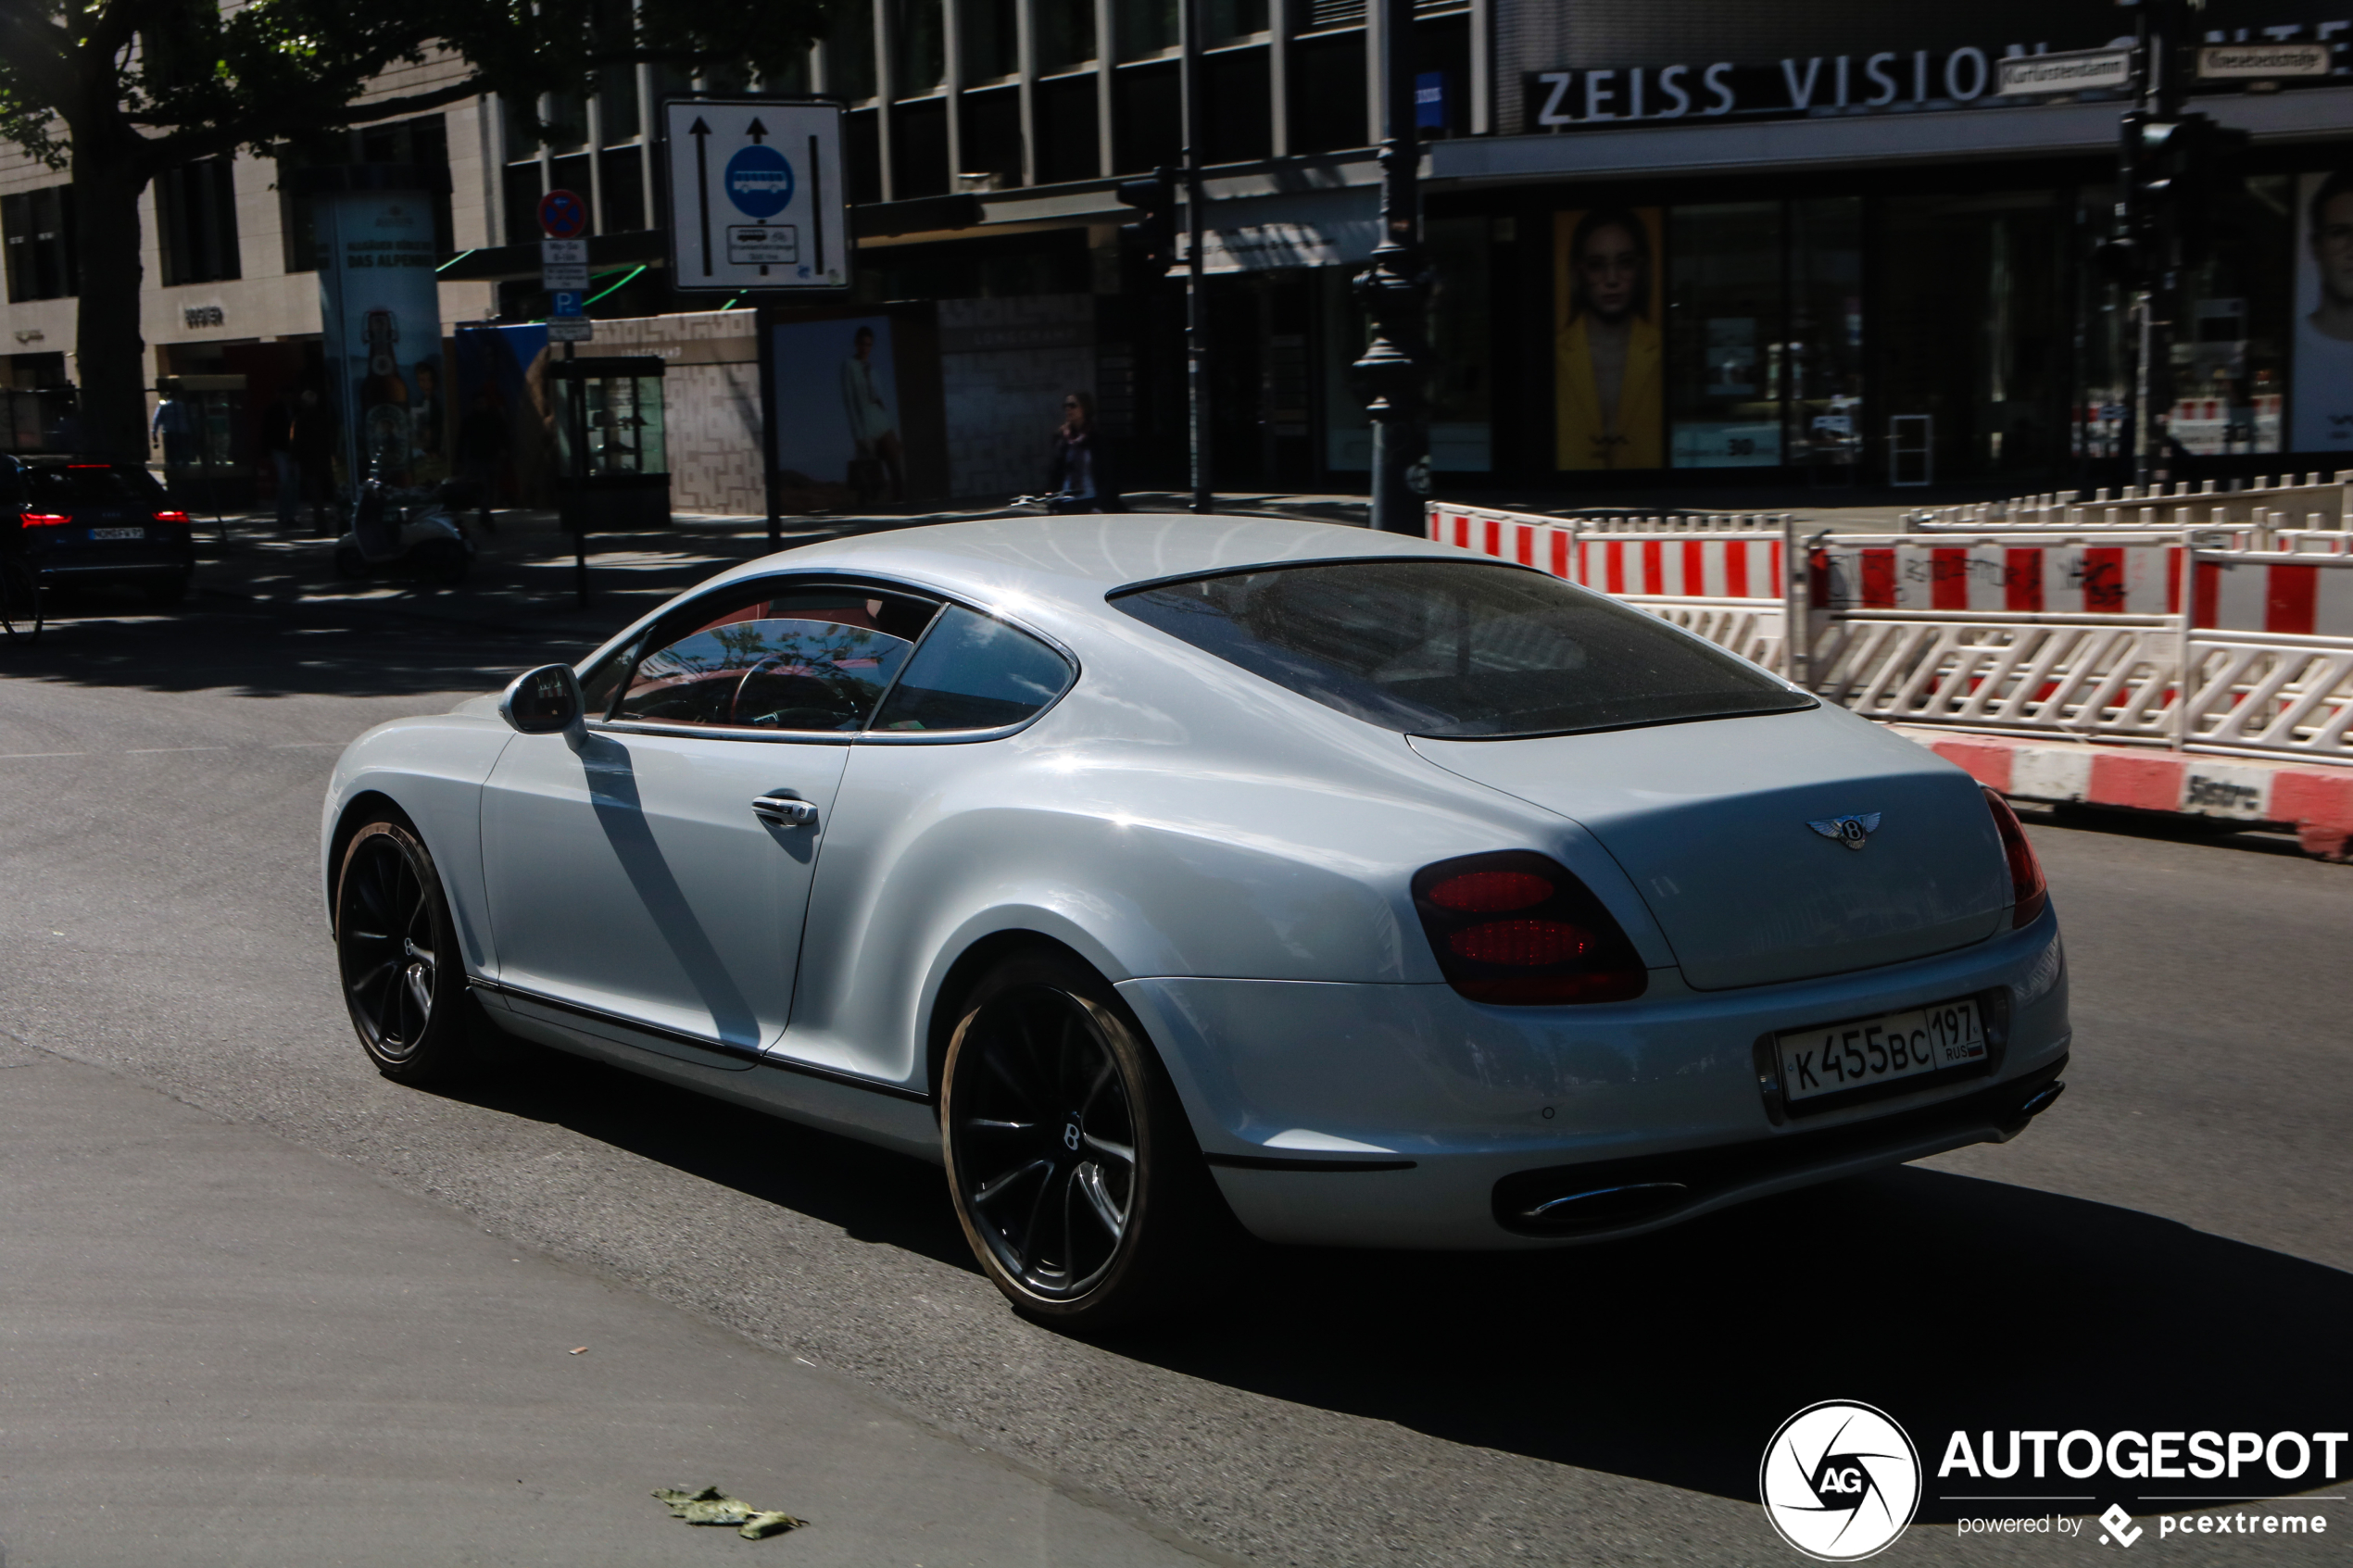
top-left (1761, 1400), bottom-right (1922, 1561)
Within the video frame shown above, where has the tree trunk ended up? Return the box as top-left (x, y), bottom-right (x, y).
top-left (70, 140), bottom-right (153, 463)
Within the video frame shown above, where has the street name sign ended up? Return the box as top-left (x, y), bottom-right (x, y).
top-left (662, 99), bottom-right (849, 292)
top-left (2196, 43), bottom-right (2333, 79)
top-left (1994, 48), bottom-right (2135, 96)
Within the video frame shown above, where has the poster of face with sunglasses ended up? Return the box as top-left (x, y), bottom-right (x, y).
top-left (2293, 169), bottom-right (2353, 452)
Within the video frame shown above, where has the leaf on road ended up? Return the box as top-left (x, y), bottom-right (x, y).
top-left (653, 1485), bottom-right (809, 1539)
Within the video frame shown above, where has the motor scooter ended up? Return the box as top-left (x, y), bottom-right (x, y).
top-left (333, 477), bottom-right (474, 585)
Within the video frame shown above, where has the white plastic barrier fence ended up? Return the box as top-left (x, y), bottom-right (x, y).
top-left (1426, 502), bottom-right (2353, 764)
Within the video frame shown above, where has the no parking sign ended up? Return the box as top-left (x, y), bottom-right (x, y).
top-left (662, 100), bottom-right (848, 293)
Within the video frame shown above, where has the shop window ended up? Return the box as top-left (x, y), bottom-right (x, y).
top-left (1427, 214), bottom-right (1491, 471)
top-left (892, 0), bottom-right (946, 91)
top-left (1118, 0), bottom-right (1178, 59)
top-left (1036, 0), bottom-right (1096, 70)
top-left (963, 0), bottom-right (1019, 82)
top-left (1204, 50), bottom-right (1272, 165)
top-left (156, 157), bottom-right (242, 286)
top-left (894, 97), bottom-right (950, 198)
top-left (1289, 34), bottom-right (1365, 154)
top-left (1788, 197), bottom-right (1864, 473)
top-left (1, 185), bottom-right (77, 302)
top-left (1881, 191), bottom-right (2066, 479)
top-left (1113, 64), bottom-right (1181, 175)
top-left (599, 147), bottom-right (648, 232)
top-left (961, 88), bottom-right (1025, 186)
top-left (1319, 266), bottom-right (1369, 470)
top-left (1554, 205), bottom-right (1666, 470)
top-left (2173, 173), bottom-right (2290, 458)
top-left (1035, 77), bottom-right (1101, 184)
top-left (1666, 202), bottom-right (1780, 469)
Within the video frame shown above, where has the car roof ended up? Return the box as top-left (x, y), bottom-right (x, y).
top-left (729, 513), bottom-right (1477, 621)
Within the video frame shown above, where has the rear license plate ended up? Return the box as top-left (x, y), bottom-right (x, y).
top-left (1776, 997), bottom-right (1985, 1103)
top-left (89, 526), bottom-right (144, 541)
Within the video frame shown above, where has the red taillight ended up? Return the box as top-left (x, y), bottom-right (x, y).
top-left (154, 509), bottom-right (191, 523)
top-left (1427, 870), bottom-right (1553, 913)
top-left (1412, 850), bottom-right (1647, 1005)
top-left (19, 512), bottom-right (68, 527)
top-left (1982, 787), bottom-right (2049, 929)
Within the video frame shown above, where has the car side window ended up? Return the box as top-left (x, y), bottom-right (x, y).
top-left (869, 605), bottom-right (1075, 733)
top-left (611, 583), bottom-right (939, 732)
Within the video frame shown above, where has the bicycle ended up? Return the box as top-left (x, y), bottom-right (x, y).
top-left (0, 554), bottom-right (43, 645)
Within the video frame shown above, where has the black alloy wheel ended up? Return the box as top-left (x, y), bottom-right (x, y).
top-left (941, 950), bottom-right (1220, 1328)
top-left (334, 817), bottom-right (484, 1083)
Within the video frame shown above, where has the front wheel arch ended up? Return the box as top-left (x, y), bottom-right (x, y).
top-left (326, 790), bottom-right (409, 936)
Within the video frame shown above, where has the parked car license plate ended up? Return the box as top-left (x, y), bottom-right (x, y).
top-left (1776, 997), bottom-right (1985, 1102)
top-left (89, 526), bottom-right (144, 541)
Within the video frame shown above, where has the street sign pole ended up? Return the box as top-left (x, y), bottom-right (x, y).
top-left (1181, 0), bottom-right (1211, 514)
top-left (541, 189), bottom-right (591, 606)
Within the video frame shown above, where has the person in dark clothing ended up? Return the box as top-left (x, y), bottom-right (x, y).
top-left (288, 387), bottom-right (336, 534)
top-left (453, 388), bottom-right (510, 533)
top-left (1044, 391), bottom-right (1120, 514)
top-left (260, 393), bottom-right (298, 528)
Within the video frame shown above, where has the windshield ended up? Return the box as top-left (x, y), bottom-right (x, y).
top-left (1111, 558), bottom-right (1814, 740)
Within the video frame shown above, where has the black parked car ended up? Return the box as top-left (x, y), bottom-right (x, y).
top-left (0, 457), bottom-right (197, 605)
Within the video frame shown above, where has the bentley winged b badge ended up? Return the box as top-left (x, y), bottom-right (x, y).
top-left (1808, 812), bottom-right (1882, 850)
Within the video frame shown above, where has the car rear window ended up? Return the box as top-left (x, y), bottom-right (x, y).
top-left (1110, 558), bottom-right (1814, 740)
top-left (23, 466), bottom-right (164, 508)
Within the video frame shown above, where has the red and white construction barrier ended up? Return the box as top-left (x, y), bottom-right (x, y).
top-left (1815, 545), bottom-right (2353, 634)
top-left (1428, 510), bottom-right (1786, 599)
top-left (1897, 728), bottom-right (2353, 861)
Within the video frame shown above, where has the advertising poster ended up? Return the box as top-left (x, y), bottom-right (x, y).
top-left (1554, 207), bottom-right (1664, 469)
top-left (314, 190), bottom-right (446, 494)
top-left (452, 323), bottom-right (552, 505)
top-left (2292, 169), bottom-right (2353, 453)
top-left (771, 315), bottom-right (901, 507)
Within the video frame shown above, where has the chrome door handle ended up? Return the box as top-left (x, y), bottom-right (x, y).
top-left (751, 795), bottom-right (818, 828)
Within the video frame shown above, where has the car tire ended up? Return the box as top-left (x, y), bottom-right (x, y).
top-left (333, 816), bottom-right (496, 1085)
top-left (940, 948), bottom-right (1225, 1331)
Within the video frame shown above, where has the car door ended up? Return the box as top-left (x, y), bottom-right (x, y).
top-left (480, 577), bottom-right (941, 1062)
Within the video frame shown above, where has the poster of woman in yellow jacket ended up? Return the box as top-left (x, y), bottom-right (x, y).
top-left (1554, 207), bottom-right (1664, 470)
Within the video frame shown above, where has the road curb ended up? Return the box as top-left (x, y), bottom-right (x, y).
top-left (1892, 726), bottom-right (2353, 861)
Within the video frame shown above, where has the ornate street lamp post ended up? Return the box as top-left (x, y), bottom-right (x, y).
top-left (1353, 0), bottom-right (1430, 535)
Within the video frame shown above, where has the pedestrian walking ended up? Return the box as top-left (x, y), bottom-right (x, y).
top-left (839, 326), bottom-right (902, 504)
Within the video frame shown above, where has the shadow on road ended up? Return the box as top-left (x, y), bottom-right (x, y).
top-left (438, 1046), bottom-right (2353, 1519)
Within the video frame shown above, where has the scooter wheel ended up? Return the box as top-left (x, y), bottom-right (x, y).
top-left (333, 543), bottom-right (371, 581)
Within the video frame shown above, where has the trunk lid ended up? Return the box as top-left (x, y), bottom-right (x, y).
top-left (1411, 709), bottom-right (2009, 990)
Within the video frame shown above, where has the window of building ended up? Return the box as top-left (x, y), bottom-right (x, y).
top-left (892, 0), bottom-right (946, 92)
top-left (1203, 0), bottom-right (1269, 42)
top-left (1203, 49), bottom-right (1272, 164)
top-left (1289, 34), bottom-right (1365, 153)
top-left (1034, 77), bottom-right (1101, 184)
top-left (2171, 174), bottom-right (2291, 458)
top-left (1036, 0), bottom-right (1096, 71)
top-left (829, 1), bottom-right (879, 101)
top-left (1118, 0), bottom-right (1179, 59)
top-left (156, 157), bottom-right (242, 286)
top-left (1427, 214), bottom-right (1491, 471)
top-left (599, 148), bottom-right (648, 232)
top-left (963, 0), bottom-right (1019, 82)
top-left (1666, 202), bottom-right (1781, 468)
top-left (282, 115), bottom-right (452, 270)
top-left (1113, 63), bottom-right (1181, 174)
top-left (1, 185), bottom-right (77, 302)
top-left (598, 64), bottom-right (643, 143)
top-left (961, 87), bottom-right (1024, 185)
top-left (894, 97), bottom-right (950, 198)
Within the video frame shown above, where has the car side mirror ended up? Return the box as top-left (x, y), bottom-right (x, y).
top-left (498, 664), bottom-right (585, 737)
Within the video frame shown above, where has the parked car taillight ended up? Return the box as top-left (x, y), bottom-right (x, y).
top-left (1411, 850), bottom-right (1648, 1005)
top-left (1982, 787), bottom-right (2049, 929)
top-left (19, 512), bottom-right (68, 527)
top-left (154, 509), bottom-right (191, 523)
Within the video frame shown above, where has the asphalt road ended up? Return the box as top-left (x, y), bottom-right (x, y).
top-left (2, 591), bottom-right (2347, 1567)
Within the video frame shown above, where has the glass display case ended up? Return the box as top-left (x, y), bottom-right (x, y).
top-left (549, 357), bottom-right (672, 530)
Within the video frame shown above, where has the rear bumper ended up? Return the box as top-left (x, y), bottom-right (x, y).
top-left (1118, 909), bottom-right (2070, 1249)
top-left (37, 558), bottom-right (193, 581)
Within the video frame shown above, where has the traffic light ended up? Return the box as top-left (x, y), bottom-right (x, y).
top-left (1117, 168), bottom-right (1177, 280)
top-left (2111, 110), bottom-right (2250, 282)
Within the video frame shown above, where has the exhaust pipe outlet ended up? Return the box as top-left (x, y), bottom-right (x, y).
top-left (2017, 1080), bottom-right (2066, 1119)
top-left (1518, 1180), bottom-right (1691, 1230)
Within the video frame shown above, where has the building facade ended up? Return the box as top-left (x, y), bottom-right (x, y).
top-left (3, 0), bottom-right (2350, 507)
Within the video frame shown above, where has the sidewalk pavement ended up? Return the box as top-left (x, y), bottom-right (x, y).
top-left (0, 1035), bottom-right (1215, 1567)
